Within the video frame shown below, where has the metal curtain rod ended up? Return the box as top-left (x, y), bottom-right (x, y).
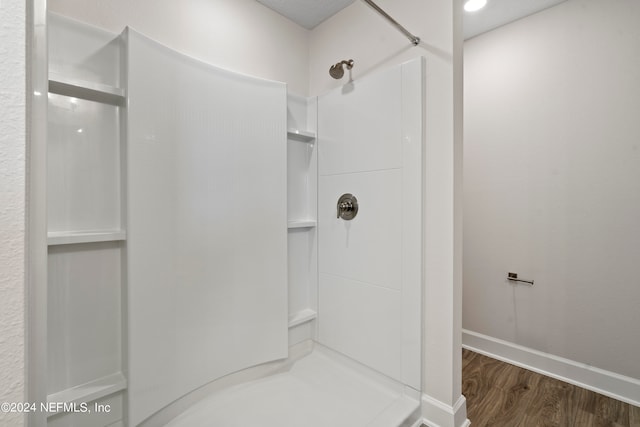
top-left (361, 0), bottom-right (420, 46)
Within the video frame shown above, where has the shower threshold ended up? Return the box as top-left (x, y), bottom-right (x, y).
top-left (162, 342), bottom-right (421, 427)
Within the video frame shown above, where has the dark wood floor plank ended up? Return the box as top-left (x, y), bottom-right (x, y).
top-left (523, 375), bottom-right (576, 426)
top-left (572, 409), bottom-right (594, 427)
top-left (480, 356), bottom-right (519, 391)
top-left (571, 383), bottom-right (594, 409)
top-left (629, 405), bottom-right (640, 427)
top-left (469, 386), bottom-right (509, 426)
top-left (569, 385), bottom-right (598, 427)
top-left (462, 349), bottom-right (638, 427)
top-left (461, 348), bottom-right (478, 370)
top-left (592, 393), bottom-right (629, 427)
top-left (515, 414), bottom-right (567, 427)
top-left (484, 386), bottom-right (534, 427)
top-left (462, 350), bottom-right (494, 418)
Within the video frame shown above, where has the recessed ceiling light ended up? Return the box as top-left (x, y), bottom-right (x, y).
top-left (464, 0), bottom-right (487, 12)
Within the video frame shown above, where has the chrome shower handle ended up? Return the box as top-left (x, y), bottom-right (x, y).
top-left (337, 201), bottom-right (354, 217)
top-left (337, 194), bottom-right (358, 220)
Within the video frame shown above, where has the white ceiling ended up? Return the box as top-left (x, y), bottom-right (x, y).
top-left (255, 0), bottom-right (356, 29)
top-left (255, 0), bottom-right (567, 39)
top-left (464, 0), bottom-right (567, 39)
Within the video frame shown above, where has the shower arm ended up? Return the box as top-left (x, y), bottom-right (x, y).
top-left (340, 59), bottom-right (354, 69)
top-left (361, 0), bottom-right (421, 46)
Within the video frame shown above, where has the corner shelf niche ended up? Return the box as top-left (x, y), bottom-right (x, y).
top-left (46, 12), bottom-right (127, 427)
top-left (288, 220), bottom-right (317, 229)
top-left (287, 128), bottom-right (316, 142)
top-left (46, 373), bottom-right (127, 412)
top-left (287, 94), bottom-right (318, 344)
top-left (49, 73), bottom-right (126, 106)
top-left (288, 308), bottom-right (318, 328)
top-left (47, 230), bottom-right (126, 246)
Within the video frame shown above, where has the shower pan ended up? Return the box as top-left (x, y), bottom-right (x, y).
top-left (42, 12), bottom-right (424, 427)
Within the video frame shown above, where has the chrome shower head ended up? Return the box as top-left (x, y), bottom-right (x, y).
top-left (329, 64), bottom-right (344, 79)
top-left (329, 59), bottom-right (354, 79)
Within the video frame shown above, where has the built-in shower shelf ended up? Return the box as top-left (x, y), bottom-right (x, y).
top-left (287, 220), bottom-right (317, 229)
top-left (48, 230), bottom-right (127, 246)
top-left (288, 308), bottom-right (317, 328)
top-left (49, 73), bottom-right (126, 105)
top-left (46, 372), bottom-right (127, 415)
top-left (287, 129), bottom-right (316, 142)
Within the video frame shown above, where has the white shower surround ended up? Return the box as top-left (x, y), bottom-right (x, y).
top-left (25, 1), bottom-right (465, 426)
top-left (124, 34), bottom-right (424, 423)
top-left (42, 15), bottom-right (425, 425)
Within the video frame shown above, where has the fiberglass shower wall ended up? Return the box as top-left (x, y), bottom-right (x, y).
top-left (317, 58), bottom-right (423, 390)
top-left (125, 29), bottom-right (288, 425)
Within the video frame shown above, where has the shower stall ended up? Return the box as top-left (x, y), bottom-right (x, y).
top-left (41, 9), bottom-right (424, 427)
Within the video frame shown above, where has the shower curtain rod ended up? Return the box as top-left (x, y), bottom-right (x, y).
top-left (362, 0), bottom-right (421, 46)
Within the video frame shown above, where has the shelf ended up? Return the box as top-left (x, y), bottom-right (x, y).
top-left (48, 230), bottom-right (126, 246)
top-left (287, 129), bottom-right (316, 142)
top-left (46, 372), bottom-right (127, 416)
top-left (287, 220), bottom-right (317, 229)
top-left (288, 308), bottom-right (317, 328)
top-left (49, 73), bottom-right (126, 106)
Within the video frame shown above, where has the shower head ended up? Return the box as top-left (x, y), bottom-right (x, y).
top-left (329, 64), bottom-right (344, 79)
top-left (329, 59), bottom-right (354, 79)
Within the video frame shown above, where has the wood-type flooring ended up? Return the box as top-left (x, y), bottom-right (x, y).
top-left (459, 349), bottom-right (640, 427)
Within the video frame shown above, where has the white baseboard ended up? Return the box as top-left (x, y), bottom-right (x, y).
top-left (462, 329), bottom-right (640, 407)
top-left (421, 394), bottom-right (469, 427)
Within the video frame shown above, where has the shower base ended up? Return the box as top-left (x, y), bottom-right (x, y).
top-left (162, 343), bottom-right (421, 427)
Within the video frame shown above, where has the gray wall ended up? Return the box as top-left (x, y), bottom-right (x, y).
top-left (464, 0), bottom-right (640, 380)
